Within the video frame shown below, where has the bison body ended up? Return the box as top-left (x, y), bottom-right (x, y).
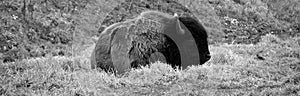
top-left (91, 11), bottom-right (210, 74)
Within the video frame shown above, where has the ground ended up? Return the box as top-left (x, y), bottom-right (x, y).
top-left (1, 35), bottom-right (299, 95)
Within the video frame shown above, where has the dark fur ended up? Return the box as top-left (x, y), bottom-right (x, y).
top-left (178, 16), bottom-right (211, 64)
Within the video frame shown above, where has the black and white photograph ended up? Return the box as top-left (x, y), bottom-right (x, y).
top-left (0, 0), bottom-right (299, 95)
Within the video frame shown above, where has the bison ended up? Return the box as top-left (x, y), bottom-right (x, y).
top-left (91, 10), bottom-right (210, 74)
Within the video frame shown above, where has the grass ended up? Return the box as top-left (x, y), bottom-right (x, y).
top-left (1, 35), bottom-right (299, 95)
top-left (1, 0), bottom-right (299, 95)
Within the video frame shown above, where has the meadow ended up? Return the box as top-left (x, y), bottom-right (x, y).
top-left (1, 0), bottom-right (299, 95)
top-left (1, 35), bottom-right (299, 95)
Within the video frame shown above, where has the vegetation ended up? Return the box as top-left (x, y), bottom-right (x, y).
top-left (0, 0), bottom-right (299, 95)
top-left (1, 34), bottom-right (299, 95)
top-left (1, 0), bottom-right (299, 62)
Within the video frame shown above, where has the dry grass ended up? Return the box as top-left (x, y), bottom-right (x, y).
top-left (1, 35), bottom-right (299, 95)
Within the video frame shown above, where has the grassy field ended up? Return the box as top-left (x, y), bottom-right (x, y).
top-left (1, 35), bottom-right (299, 95)
top-left (1, 0), bottom-right (299, 95)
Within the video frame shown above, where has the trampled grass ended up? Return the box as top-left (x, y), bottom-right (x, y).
top-left (1, 35), bottom-right (299, 95)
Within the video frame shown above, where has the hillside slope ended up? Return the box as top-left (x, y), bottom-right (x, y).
top-left (1, 0), bottom-right (299, 62)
